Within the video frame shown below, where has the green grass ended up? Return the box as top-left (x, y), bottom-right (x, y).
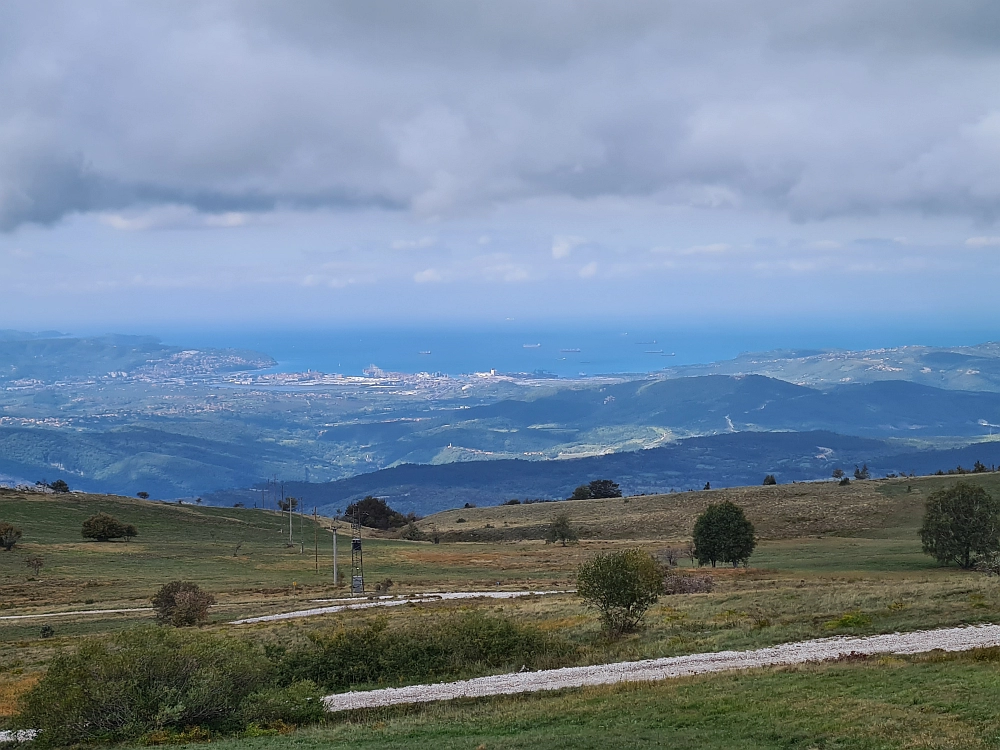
top-left (145, 649), bottom-right (1000, 749)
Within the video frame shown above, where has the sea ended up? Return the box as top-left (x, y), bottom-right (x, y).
top-left (144, 323), bottom-right (1000, 379)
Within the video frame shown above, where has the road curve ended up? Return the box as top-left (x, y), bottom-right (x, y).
top-left (323, 623), bottom-right (1000, 712)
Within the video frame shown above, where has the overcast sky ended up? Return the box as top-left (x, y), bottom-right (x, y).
top-left (2, 1), bottom-right (1000, 333)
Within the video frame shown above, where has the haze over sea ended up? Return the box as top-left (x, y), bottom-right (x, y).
top-left (133, 324), bottom-right (1000, 380)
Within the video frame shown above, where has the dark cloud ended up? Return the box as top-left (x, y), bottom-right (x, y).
top-left (2, 1), bottom-right (1000, 230)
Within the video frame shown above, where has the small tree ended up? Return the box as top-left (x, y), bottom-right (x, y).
top-left (832, 468), bottom-right (845, 479)
top-left (569, 484), bottom-right (592, 500)
top-left (577, 548), bottom-right (663, 636)
top-left (25, 556), bottom-right (44, 576)
top-left (151, 581), bottom-right (216, 626)
top-left (49, 479), bottom-right (69, 493)
top-left (546, 513), bottom-right (579, 546)
top-left (974, 460), bottom-right (988, 474)
top-left (920, 482), bottom-right (1000, 569)
top-left (81, 513), bottom-right (133, 542)
top-left (345, 496), bottom-right (407, 529)
top-left (136, 491), bottom-right (149, 499)
top-left (123, 524), bottom-right (138, 543)
top-left (703, 482), bottom-right (711, 490)
top-left (763, 475), bottom-right (777, 486)
top-left (588, 479), bottom-right (622, 499)
top-left (692, 501), bottom-right (756, 568)
top-left (854, 463), bottom-right (870, 480)
top-left (277, 496), bottom-right (299, 512)
top-left (0, 522), bottom-right (23, 551)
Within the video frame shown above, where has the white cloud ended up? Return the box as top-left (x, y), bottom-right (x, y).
top-left (414, 268), bottom-right (443, 283)
top-left (966, 236), bottom-right (1000, 247)
top-left (552, 235), bottom-right (585, 259)
top-left (578, 261), bottom-right (598, 278)
top-left (391, 236), bottom-right (436, 250)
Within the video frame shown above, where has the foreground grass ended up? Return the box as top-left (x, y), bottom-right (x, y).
top-left (150, 649), bottom-right (1000, 749)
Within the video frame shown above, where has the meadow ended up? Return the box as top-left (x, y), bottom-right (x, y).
top-left (4, 472), bottom-right (1000, 746)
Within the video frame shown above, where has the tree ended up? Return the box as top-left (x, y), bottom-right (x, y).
top-left (277, 496), bottom-right (299, 512)
top-left (577, 548), bottom-right (663, 636)
top-left (151, 581), bottom-right (216, 626)
top-left (588, 479), bottom-right (622, 499)
top-left (920, 482), bottom-right (1000, 569)
top-left (569, 484), bottom-right (592, 500)
top-left (974, 460), bottom-right (988, 474)
top-left (345, 495), bottom-right (407, 530)
top-left (546, 513), bottom-right (579, 546)
top-left (762, 475), bottom-right (777, 486)
top-left (49, 479), bottom-right (69, 493)
top-left (25, 556), bottom-right (44, 576)
top-left (703, 482), bottom-right (711, 490)
top-left (692, 501), bottom-right (756, 568)
top-left (136, 491), bottom-right (149, 499)
top-left (81, 513), bottom-right (134, 542)
top-left (832, 468), bottom-right (845, 479)
top-left (854, 463), bottom-right (870, 480)
top-left (0, 522), bottom-right (23, 551)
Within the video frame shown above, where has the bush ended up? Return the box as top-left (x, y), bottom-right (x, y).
top-left (569, 484), bottom-right (592, 500)
top-left (278, 612), bottom-right (572, 691)
top-left (588, 479), bottom-right (622, 498)
top-left (662, 572), bottom-right (714, 595)
top-left (49, 479), bottom-right (70, 493)
top-left (577, 548), bottom-right (663, 636)
top-left (920, 481), bottom-right (1000, 569)
top-left (0, 521), bottom-right (23, 551)
top-left (839, 477), bottom-right (851, 486)
top-left (239, 681), bottom-right (325, 727)
top-left (15, 627), bottom-right (276, 747)
top-left (152, 581), bottom-right (216, 626)
top-left (762, 474), bottom-right (777, 485)
top-left (692, 501), bottom-right (756, 568)
top-left (81, 513), bottom-right (135, 542)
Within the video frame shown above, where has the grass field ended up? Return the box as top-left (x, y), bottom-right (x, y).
top-left (4, 472), bottom-right (1000, 744)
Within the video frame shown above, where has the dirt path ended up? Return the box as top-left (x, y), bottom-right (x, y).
top-left (323, 623), bottom-right (1000, 712)
top-left (230, 590), bottom-right (571, 625)
top-left (0, 607), bottom-right (152, 621)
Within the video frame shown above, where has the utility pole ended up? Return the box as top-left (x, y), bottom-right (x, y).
top-left (313, 507), bottom-right (318, 573)
top-left (351, 508), bottom-right (364, 595)
top-left (332, 524), bottom-right (338, 584)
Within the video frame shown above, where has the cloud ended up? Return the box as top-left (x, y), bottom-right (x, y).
top-left (391, 236), bottom-right (436, 250)
top-left (3, 2), bottom-right (1000, 232)
top-left (413, 268), bottom-right (444, 283)
top-left (578, 261), bottom-right (598, 278)
top-left (552, 235), bottom-right (585, 259)
top-left (966, 236), bottom-right (1000, 247)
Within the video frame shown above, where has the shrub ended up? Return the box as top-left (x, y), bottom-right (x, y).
top-left (692, 501), bottom-right (756, 568)
top-left (762, 474), bottom-right (777, 485)
top-left (239, 681), bottom-right (325, 727)
top-left (81, 513), bottom-right (134, 542)
top-left (49, 479), bottom-right (69, 493)
top-left (545, 513), bottom-right (578, 546)
top-left (588, 479), bottom-right (622, 498)
top-left (0, 521), bottom-right (23, 551)
top-left (152, 581), bottom-right (216, 626)
top-left (920, 482), bottom-right (1000, 569)
top-left (278, 612), bottom-right (572, 691)
top-left (503, 498), bottom-right (521, 505)
top-left (136, 491), bottom-right (149, 499)
top-left (577, 548), bottom-right (663, 636)
top-left (569, 484), bottom-right (592, 500)
top-left (662, 572), bottom-right (714, 595)
top-left (839, 477), bottom-right (851, 486)
top-left (25, 556), bottom-right (43, 575)
top-left (15, 627), bottom-right (275, 747)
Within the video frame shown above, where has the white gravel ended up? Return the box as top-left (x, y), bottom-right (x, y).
top-left (323, 623), bottom-right (1000, 712)
top-left (230, 590), bottom-right (570, 625)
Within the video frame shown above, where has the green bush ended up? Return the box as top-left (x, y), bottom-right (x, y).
top-left (692, 501), bottom-right (756, 568)
top-left (577, 548), bottom-right (664, 636)
top-left (278, 612), bottom-right (573, 691)
top-left (239, 681), bottom-right (326, 727)
top-left (0, 521), bottom-right (22, 551)
top-left (15, 628), bottom-right (274, 747)
top-left (81, 512), bottom-right (135, 542)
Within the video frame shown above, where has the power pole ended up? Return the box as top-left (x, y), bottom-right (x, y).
top-left (332, 524), bottom-right (338, 584)
top-left (313, 507), bottom-right (318, 573)
top-left (351, 508), bottom-right (364, 595)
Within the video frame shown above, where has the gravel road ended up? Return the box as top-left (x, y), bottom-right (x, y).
top-left (230, 590), bottom-right (570, 625)
top-left (323, 623), bottom-right (1000, 712)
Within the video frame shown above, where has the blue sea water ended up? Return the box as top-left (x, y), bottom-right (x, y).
top-left (150, 323), bottom-right (1000, 379)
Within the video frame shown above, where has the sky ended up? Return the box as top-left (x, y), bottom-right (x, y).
top-left (2, 1), bottom-right (1000, 333)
